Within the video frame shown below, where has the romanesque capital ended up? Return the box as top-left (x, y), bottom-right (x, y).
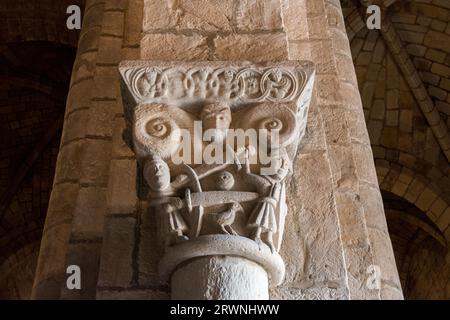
top-left (119, 61), bottom-right (315, 290)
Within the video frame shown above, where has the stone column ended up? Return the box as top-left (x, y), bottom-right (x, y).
top-left (282, 0), bottom-right (403, 299)
top-left (171, 256), bottom-right (269, 300)
top-left (32, 0), bottom-right (143, 299)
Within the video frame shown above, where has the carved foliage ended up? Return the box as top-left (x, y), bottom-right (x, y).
top-left (120, 64), bottom-right (311, 106)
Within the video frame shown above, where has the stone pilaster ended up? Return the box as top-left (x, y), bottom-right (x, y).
top-left (282, 0), bottom-right (403, 299)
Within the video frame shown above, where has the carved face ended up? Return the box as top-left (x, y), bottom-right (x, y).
top-left (144, 159), bottom-right (171, 192)
top-left (201, 103), bottom-right (231, 143)
top-left (271, 69), bottom-right (283, 83)
top-left (201, 103), bottom-right (231, 130)
top-left (215, 171), bottom-right (235, 191)
top-left (223, 70), bottom-right (234, 83)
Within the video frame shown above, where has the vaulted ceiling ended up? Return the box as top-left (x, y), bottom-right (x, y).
top-left (0, 0), bottom-right (84, 299)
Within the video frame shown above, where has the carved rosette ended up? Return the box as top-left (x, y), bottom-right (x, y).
top-left (119, 61), bottom-right (315, 288)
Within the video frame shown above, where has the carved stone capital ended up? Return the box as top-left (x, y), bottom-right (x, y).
top-left (119, 60), bottom-right (315, 295)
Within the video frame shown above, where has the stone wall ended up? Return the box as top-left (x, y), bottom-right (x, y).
top-left (280, 0), bottom-right (402, 299)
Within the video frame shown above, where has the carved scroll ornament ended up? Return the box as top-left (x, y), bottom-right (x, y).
top-left (120, 61), bottom-right (315, 287)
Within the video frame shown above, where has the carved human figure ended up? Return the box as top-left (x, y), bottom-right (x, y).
top-left (219, 70), bottom-right (239, 99)
top-left (144, 157), bottom-right (189, 246)
top-left (266, 69), bottom-right (290, 99)
top-left (201, 103), bottom-right (231, 144)
top-left (144, 69), bottom-right (162, 98)
top-left (210, 171), bottom-right (242, 235)
top-left (241, 149), bottom-right (291, 252)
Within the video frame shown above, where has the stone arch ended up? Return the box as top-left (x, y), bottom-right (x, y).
top-left (383, 196), bottom-right (450, 299)
top-left (383, 196), bottom-right (446, 248)
top-left (376, 161), bottom-right (450, 241)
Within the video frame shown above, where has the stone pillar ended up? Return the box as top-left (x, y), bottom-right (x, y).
top-left (31, 0), bottom-right (143, 299)
top-left (171, 256), bottom-right (269, 300)
top-left (282, 0), bottom-right (403, 299)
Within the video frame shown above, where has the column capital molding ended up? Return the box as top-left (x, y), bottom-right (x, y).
top-left (119, 60), bottom-right (315, 296)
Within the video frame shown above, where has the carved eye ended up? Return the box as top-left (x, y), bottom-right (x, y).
top-left (260, 118), bottom-right (283, 131)
top-left (237, 103), bottom-right (298, 149)
top-left (146, 118), bottom-right (170, 138)
top-left (134, 104), bottom-right (194, 161)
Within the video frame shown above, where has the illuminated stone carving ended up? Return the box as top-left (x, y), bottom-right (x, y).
top-left (120, 61), bottom-right (315, 298)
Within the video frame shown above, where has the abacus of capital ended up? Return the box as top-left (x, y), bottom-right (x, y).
top-left (119, 60), bottom-right (315, 299)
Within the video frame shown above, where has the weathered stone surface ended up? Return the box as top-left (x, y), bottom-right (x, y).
top-left (141, 33), bottom-right (209, 60)
top-left (86, 100), bottom-right (116, 138)
top-left (236, 0), bottom-right (283, 31)
top-left (282, 0), bottom-right (309, 41)
top-left (97, 217), bottom-right (136, 288)
top-left (214, 34), bottom-right (288, 62)
top-left (72, 186), bottom-right (107, 239)
top-left (97, 36), bottom-right (123, 65)
top-left (172, 256), bottom-right (269, 300)
top-left (124, 0), bottom-right (143, 46)
top-left (107, 159), bottom-right (137, 214)
top-left (143, 0), bottom-right (234, 32)
top-left (138, 205), bottom-right (162, 287)
top-left (63, 109), bottom-right (88, 143)
top-left (102, 12), bottom-right (125, 37)
top-left (424, 30), bottom-right (450, 53)
top-left (93, 66), bottom-right (120, 100)
top-left (55, 141), bottom-right (84, 184)
top-left (80, 139), bottom-right (112, 186)
top-left (277, 151), bottom-right (347, 296)
top-left (32, 223), bottom-right (72, 299)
